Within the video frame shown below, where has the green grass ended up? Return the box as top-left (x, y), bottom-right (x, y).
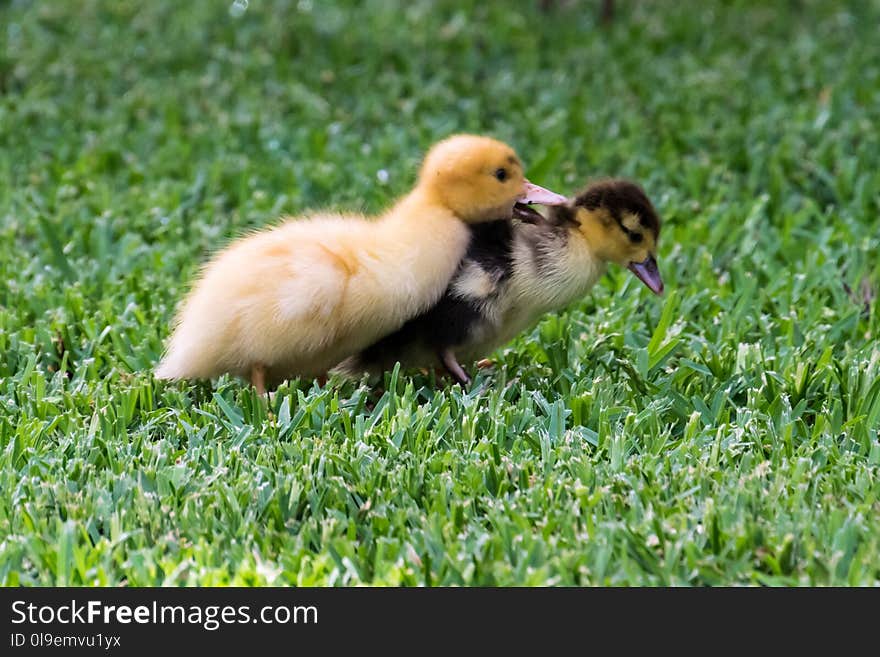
top-left (1, 0), bottom-right (879, 586)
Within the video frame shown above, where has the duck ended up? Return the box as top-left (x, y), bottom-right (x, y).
top-left (335, 178), bottom-right (663, 385)
top-left (154, 134), bottom-right (567, 393)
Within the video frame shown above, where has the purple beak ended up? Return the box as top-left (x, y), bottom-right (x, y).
top-left (628, 254), bottom-right (664, 295)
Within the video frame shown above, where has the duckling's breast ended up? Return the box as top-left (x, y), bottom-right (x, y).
top-left (464, 222), bottom-right (606, 355)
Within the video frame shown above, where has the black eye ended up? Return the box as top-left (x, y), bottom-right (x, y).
top-left (494, 168), bottom-right (508, 182)
top-left (630, 232), bottom-right (644, 243)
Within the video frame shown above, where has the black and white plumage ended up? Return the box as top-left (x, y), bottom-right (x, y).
top-left (336, 179), bottom-right (663, 385)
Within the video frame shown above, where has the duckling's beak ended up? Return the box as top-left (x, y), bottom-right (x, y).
top-left (513, 180), bottom-right (567, 221)
top-left (518, 180), bottom-right (568, 206)
top-left (628, 254), bottom-right (664, 295)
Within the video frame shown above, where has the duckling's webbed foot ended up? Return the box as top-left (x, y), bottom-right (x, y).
top-left (439, 348), bottom-right (471, 386)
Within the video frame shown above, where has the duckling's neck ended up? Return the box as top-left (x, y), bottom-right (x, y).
top-left (382, 187), bottom-right (437, 223)
top-left (574, 212), bottom-right (613, 262)
top-left (375, 186), bottom-right (472, 312)
top-left (510, 220), bottom-right (607, 312)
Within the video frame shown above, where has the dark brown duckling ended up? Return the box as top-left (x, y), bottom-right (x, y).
top-left (336, 179), bottom-right (663, 385)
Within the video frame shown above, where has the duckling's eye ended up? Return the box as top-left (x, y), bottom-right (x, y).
top-left (494, 168), bottom-right (508, 182)
top-left (630, 232), bottom-right (644, 243)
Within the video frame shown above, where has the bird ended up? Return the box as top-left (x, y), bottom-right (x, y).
top-left (154, 134), bottom-right (567, 393)
top-left (336, 178), bottom-right (663, 385)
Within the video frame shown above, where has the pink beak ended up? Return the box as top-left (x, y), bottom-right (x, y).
top-left (518, 179), bottom-right (568, 206)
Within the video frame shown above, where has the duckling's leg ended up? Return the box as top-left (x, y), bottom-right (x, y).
top-left (251, 364), bottom-right (267, 397)
top-left (439, 348), bottom-right (471, 386)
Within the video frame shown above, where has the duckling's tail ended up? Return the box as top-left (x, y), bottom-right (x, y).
top-left (154, 350), bottom-right (185, 380)
top-left (154, 331), bottom-right (212, 381)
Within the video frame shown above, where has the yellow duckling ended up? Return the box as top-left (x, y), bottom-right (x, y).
top-left (155, 135), bottom-right (566, 392)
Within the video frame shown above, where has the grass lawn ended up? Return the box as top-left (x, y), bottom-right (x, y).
top-left (1, 0), bottom-right (879, 586)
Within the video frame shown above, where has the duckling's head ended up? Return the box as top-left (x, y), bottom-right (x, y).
top-left (553, 179), bottom-right (664, 294)
top-left (418, 134), bottom-right (566, 223)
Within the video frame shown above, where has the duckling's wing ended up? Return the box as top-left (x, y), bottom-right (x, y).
top-left (273, 249), bottom-right (348, 323)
